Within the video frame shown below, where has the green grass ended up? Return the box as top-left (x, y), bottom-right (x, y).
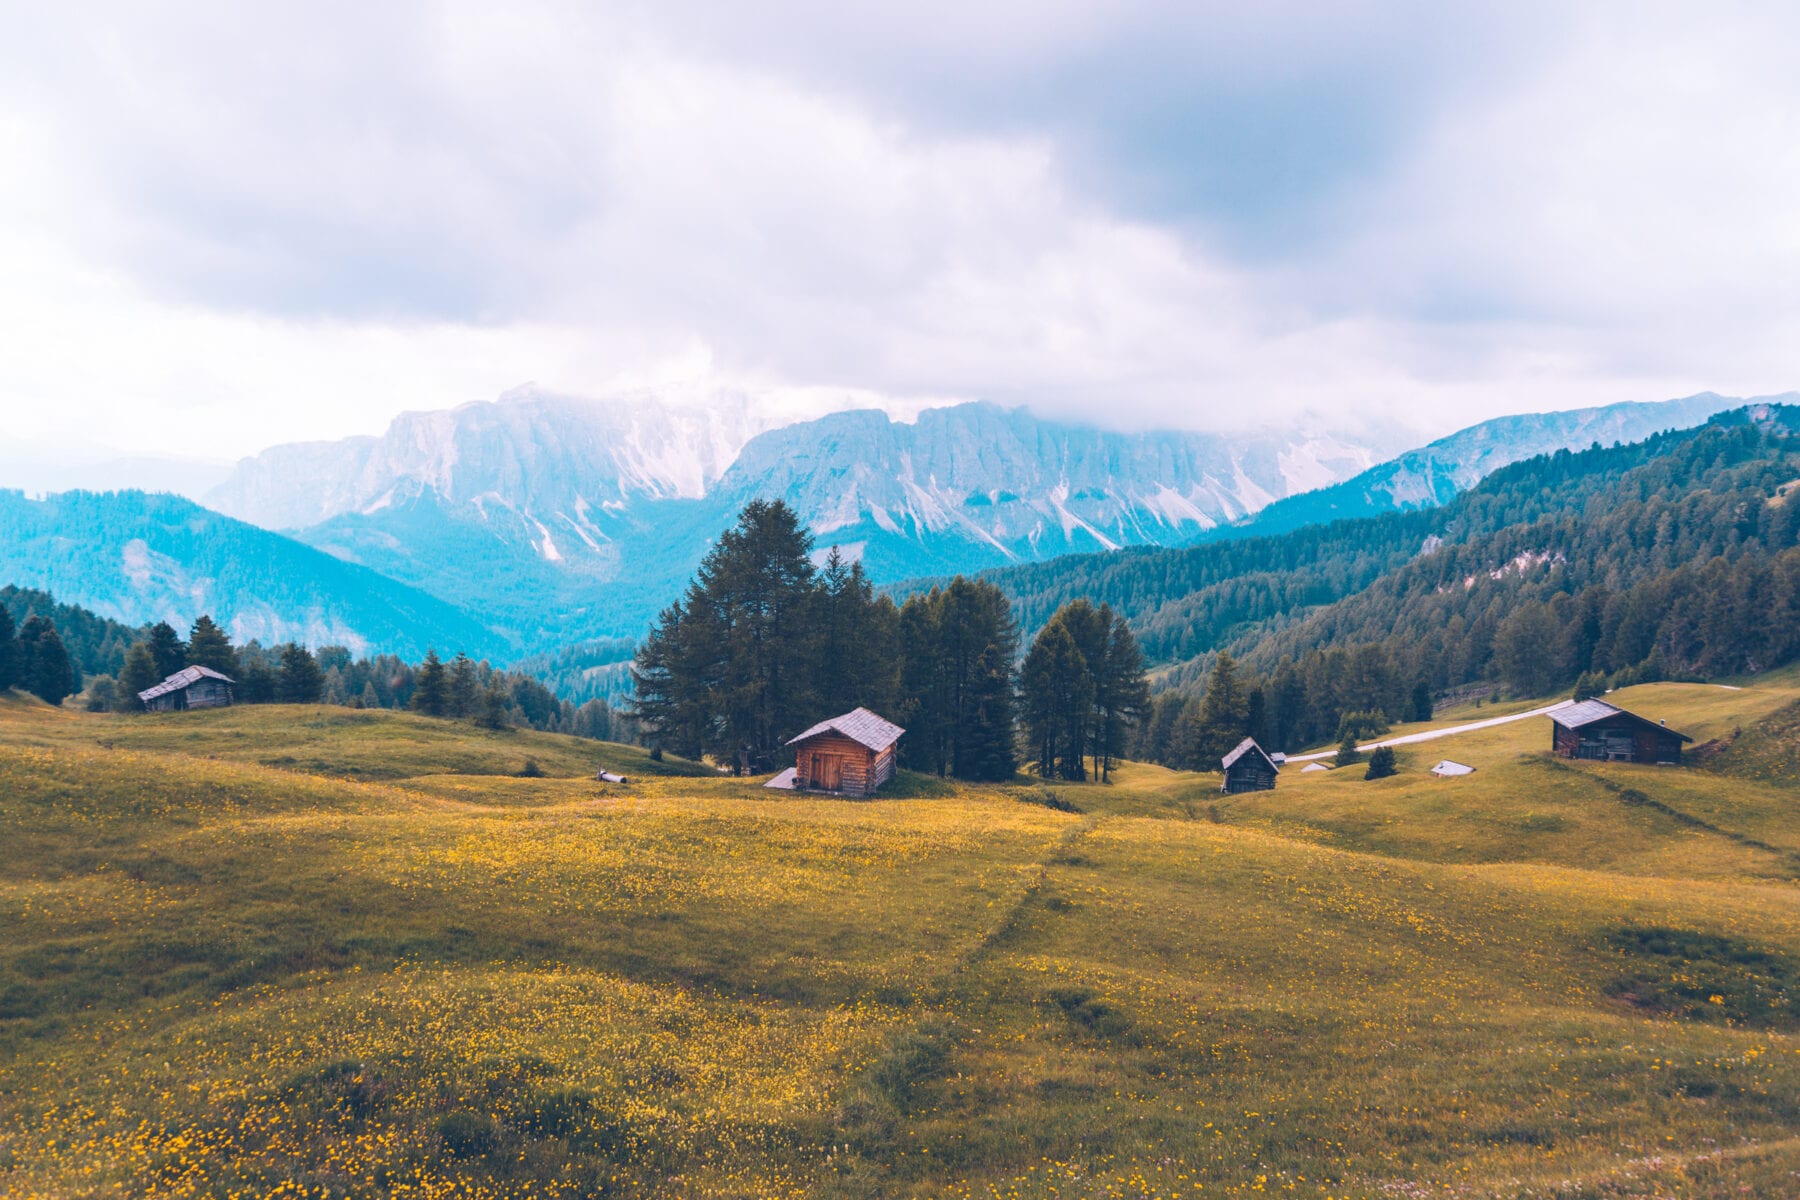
top-left (2, 688), bottom-right (1799, 1197)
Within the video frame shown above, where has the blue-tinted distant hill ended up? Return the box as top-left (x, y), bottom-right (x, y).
top-left (0, 489), bottom-right (504, 661)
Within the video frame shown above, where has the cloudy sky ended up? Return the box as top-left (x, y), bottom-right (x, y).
top-left (3, 1), bottom-right (1798, 470)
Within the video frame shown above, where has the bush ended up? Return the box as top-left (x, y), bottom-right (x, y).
top-left (1335, 709), bottom-right (1391, 741)
top-left (1364, 746), bottom-right (1397, 780)
top-left (1017, 787), bottom-right (1080, 813)
top-left (516, 758), bottom-right (544, 778)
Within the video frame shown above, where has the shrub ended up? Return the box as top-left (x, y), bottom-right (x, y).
top-left (1017, 787), bottom-right (1080, 813)
top-left (516, 758), bottom-right (544, 778)
top-left (1364, 746), bottom-right (1397, 780)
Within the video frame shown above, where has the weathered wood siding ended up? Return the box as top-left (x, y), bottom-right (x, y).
top-left (146, 679), bottom-right (234, 713)
top-left (1553, 715), bottom-right (1683, 764)
top-left (1222, 759), bottom-right (1277, 793)
top-left (794, 732), bottom-right (881, 796)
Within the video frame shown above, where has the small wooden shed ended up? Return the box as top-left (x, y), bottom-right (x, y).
top-left (1221, 737), bottom-right (1280, 793)
top-left (1550, 699), bottom-right (1691, 764)
top-left (138, 665), bottom-right (236, 713)
top-left (785, 707), bottom-right (904, 797)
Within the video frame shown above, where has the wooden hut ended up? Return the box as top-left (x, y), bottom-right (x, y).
top-left (138, 665), bottom-right (236, 712)
top-left (1220, 737), bottom-right (1280, 793)
top-left (1549, 699), bottom-right (1691, 764)
top-left (784, 707), bottom-right (904, 797)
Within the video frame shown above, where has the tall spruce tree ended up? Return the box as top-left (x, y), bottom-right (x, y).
top-left (277, 644), bottom-right (324, 703)
top-left (118, 642), bottom-right (160, 711)
top-left (145, 622), bottom-right (187, 681)
top-left (412, 650), bottom-right (448, 716)
top-left (1019, 621), bottom-right (1092, 780)
top-left (19, 617), bottom-right (75, 706)
top-left (632, 500), bottom-right (821, 770)
top-left (447, 652), bottom-right (479, 718)
top-left (185, 615), bottom-right (239, 676)
top-left (1181, 652), bottom-right (1249, 770)
top-left (897, 577), bottom-right (1018, 780)
top-left (0, 604), bottom-right (17, 692)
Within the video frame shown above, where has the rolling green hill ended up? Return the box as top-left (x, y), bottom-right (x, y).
top-left (3, 677), bottom-right (1798, 1197)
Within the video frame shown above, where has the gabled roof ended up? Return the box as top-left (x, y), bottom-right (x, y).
top-left (138, 664), bottom-right (235, 702)
top-left (1221, 737), bottom-right (1279, 773)
top-left (1551, 698), bottom-right (1693, 741)
top-left (787, 707), bottom-right (905, 753)
top-left (1431, 760), bottom-right (1476, 776)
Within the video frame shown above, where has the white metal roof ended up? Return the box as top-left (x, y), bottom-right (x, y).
top-left (1430, 760), bottom-right (1476, 776)
top-left (787, 707), bottom-right (905, 752)
top-left (1221, 737), bottom-right (1278, 772)
top-left (138, 664), bottom-right (236, 702)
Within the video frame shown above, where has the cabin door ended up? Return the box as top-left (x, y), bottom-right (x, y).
top-left (816, 754), bottom-right (843, 790)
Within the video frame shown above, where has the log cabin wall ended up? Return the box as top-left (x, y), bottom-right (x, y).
top-left (794, 732), bottom-right (880, 796)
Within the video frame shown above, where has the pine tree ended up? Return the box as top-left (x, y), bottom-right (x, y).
top-left (145, 622), bottom-right (187, 681)
top-left (1183, 652), bottom-right (1248, 769)
top-left (412, 650), bottom-right (448, 717)
top-left (118, 642), bottom-right (160, 711)
top-left (0, 604), bottom-right (18, 692)
top-left (1335, 736), bottom-right (1362, 769)
top-left (1093, 613), bottom-right (1149, 780)
top-left (20, 617), bottom-right (75, 706)
top-left (447, 652), bottom-right (478, 718)
top-left (1410, 679), bottom-right (1434, 723)
top-left (1364, 745), bottom-right (1397, 779)
top-left (476, 687), bottom-right (511, 730)
top-left (1019, 621), bottom-right (1092, 781)
top-left (277, 644), bottom-right (324, 704)
top-left (357, 681), bottom-right (381, 710)
top-left (185, 615), bottom-right (239, 676)
top-left (631, 500), bottom-right (820, 770)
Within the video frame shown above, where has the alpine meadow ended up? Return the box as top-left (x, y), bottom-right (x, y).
top-left (9, 5), bottom-right (1800, 1197)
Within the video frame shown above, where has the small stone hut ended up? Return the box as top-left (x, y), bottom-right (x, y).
top-left (138, 665), bottom-right (236, 713)
top-left (784, 707), bottom-right (904, 797)
top-left (1220, 737), bottom-right (1280, 793)
top-left (1549, 699), bottom-right (1691, 764)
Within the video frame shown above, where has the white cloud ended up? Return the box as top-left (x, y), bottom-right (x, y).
top-left (1, 1), bottom-right (1797, 465)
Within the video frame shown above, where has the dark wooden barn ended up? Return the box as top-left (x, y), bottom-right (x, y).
top-left (137, 665), bottom-right (236, 713)
top-left (1221, 737), bottom-right (1280, 793)
top-left (783, 707), bottom-right (904, 797)
top-left (1549, 699), bottom-right (1691, 764)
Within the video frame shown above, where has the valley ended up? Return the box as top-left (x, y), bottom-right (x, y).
top-left (2, 675), bottom-right (1798, 1197)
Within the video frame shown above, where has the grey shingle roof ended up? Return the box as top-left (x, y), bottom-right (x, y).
top-left (1552, 697), bottom-right (1692, 741)
top-left (1221, 737), bottom-right (1278, 772)
top-left (138, 664), bottom-right (235, 702)
top-left (787, 707), bottom-right (905, 752)
top-left (1554, 698), bottom-right (1626, 729)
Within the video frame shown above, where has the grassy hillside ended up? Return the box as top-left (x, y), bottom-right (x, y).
top-left (3, 689), bottom-right (1799, 1197)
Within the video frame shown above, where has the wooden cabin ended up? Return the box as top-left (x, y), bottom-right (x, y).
top-left (1550, 699), bottom-right (1691, 764)
top-left (138, 665), bottom-right (236, 713)
top-left (1220, 737), bottom-right (1280, 793)
top-left (783, 707), bottom-right (904, 797)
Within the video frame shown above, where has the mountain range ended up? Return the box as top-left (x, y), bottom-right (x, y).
top-left (0, 387), bottom-right (1773, 666)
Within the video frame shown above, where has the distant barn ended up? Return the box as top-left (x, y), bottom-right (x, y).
top-left (1550, 699), bottom-right (1691, 764)
top-left (1220, 737), bottom-right (1280, 793)
top-left (780, 707), bottom-right (904, 797)
top-left (138, 665), bottom-right (236, 713)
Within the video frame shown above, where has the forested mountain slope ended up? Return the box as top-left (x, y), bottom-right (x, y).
top-left (956, 405), bottom-right (1800, 754)
top-left (0, 490), bottom-right (501, 661)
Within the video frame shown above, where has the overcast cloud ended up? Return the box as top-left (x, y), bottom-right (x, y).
top-left (2, 1), bottom-right (1798, 462)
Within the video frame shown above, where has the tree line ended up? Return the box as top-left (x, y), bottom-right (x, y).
top-left (1129, 410), bottom-right (1800, 765)
top-left (632, 500), bottom-right (1150, 781)
top-left (0, 596), bottom-right (632, 742)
